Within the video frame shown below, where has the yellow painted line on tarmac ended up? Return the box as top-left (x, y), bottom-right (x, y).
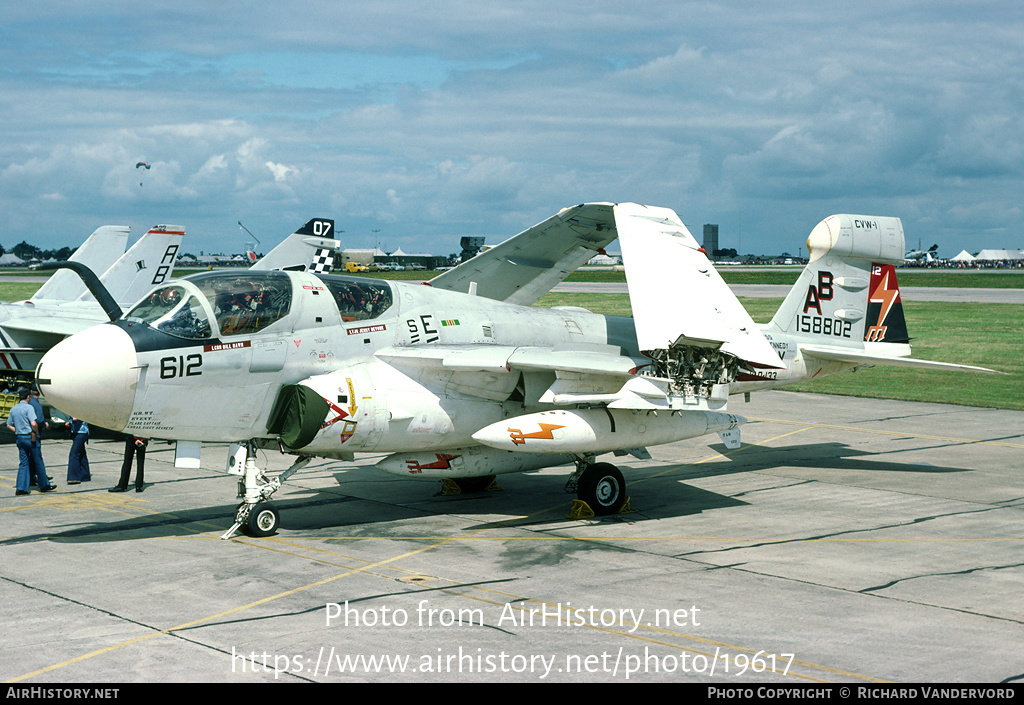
top-left (7, 416), bottom-right (1011, 683)
top-left (6, 525), bottom-right (509, 683)
top-left (748, 417), bottom-right (1024, 449)
top-left (3, 483), bottom-right (902, 685)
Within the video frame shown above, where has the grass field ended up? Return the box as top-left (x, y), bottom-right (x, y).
top-left (0, 281), bottom-right (43, 301)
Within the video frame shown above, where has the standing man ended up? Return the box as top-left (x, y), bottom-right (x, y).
top-left (110, 436), bottom-right (148, 493)
top-left (27, 386), bottom-right (50, 488)
top-left (6, 388), bottom-right (56, 495)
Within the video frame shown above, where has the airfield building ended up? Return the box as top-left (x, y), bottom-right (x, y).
top-left (703, 224), bottom-right (719, 258)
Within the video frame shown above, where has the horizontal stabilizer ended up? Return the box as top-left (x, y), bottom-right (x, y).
top-left (800, 344), bottom-right (1002, 374)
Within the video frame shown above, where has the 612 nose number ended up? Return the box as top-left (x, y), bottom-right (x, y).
top-left (160, 354), bottom-right (203, 379)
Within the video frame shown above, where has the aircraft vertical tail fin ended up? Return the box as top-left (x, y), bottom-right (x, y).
top-left (759, 214), bottom-right (999, 376)
top-left (249, 218), bottom-right (339, 273)
top-left (33, 225), bottom-right (130, 301)
top-left (766, 215), bottom-right (911, 353)
top-left (77, 225), bottom-right (185, 308)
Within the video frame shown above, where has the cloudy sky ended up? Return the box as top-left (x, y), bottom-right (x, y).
top-left (2, 2), bottom-right (1021, 259)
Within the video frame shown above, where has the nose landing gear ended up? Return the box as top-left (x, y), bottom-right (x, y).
top-left (221, 442), bottom-right (310, 539)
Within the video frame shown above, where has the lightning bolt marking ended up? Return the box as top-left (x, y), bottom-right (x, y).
top-left (869, 268), bottom-right (900, 329)
top-left (507, 423), bottom-right (565, 445)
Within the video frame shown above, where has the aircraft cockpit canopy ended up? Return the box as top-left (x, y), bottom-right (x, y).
top-left (124, 284), bottom-right (213, 340)
top-left (125, 271), bottom-right (294, 340)
top-left (190, 271), bottom-right (294, 336)
top-left (316, 274), bottom-right (393, 322)
top-left (124, 271), bottom-right (395, 341)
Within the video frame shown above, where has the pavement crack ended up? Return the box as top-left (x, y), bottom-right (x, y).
top-left (673, 502), bottom-right (1009, 558)
top-left (860, 561), bottom-right (1024, 594)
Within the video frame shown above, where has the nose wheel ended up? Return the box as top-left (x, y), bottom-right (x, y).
top-left (245, 502), bottom-right (280, 537)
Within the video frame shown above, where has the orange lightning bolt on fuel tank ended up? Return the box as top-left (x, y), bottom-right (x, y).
top-left (507, 423), bottom-right (565, 445)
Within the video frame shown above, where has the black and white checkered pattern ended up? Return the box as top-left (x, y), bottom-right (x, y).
top-left (310, 248), bottom-right (333, 273)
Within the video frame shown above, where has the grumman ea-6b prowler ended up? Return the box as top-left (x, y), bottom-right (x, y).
top-left (37, 203), bottom-right (995, 538)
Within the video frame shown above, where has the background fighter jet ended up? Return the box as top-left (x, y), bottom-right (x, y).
top-left (904, 243), bottom-right (939, 263)
top-left (248, 217), bottom-right (338, 274)
top-left (0, 224), bottom-right (183, 378)
top-left (36, 203), bottom-right (995, 538)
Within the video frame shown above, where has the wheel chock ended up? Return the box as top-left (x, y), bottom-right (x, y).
top-left (567, 500), bottom-right (595, 519)
top-left (482, 477), bottom-right (501, 492)
top-left (567, 496), bottom-right (633, 519)
top-left (439, 479), bottom-right (462, 496)
top-left (439, 477), bottom-right (502, 496)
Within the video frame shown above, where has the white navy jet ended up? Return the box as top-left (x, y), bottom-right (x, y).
top-left (36, 204), bottom-right (995, 537)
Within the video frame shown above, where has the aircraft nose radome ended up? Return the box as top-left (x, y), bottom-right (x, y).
top-left (37, 324), bottom-right (138, 431)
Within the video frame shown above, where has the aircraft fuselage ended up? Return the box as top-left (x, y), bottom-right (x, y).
top-left (38, 270), bottom-right (642, 449)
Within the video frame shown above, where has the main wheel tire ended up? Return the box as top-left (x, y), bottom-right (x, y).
top-left (577, 463), bottom-right (626, 515)
top-left (246, 503), bottom-right (280, 537)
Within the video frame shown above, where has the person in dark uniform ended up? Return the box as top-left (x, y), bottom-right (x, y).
top-left (109, 436), bottom-right (148, 493)
top-left (65, 418), bottom-right (91, 484)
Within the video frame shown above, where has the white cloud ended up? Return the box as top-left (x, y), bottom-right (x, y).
top-left (265, 161), bottom-right (296, 182)
top-left (1, 2), bottom-right (1023, 253)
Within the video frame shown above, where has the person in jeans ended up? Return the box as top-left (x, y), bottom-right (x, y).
top-left (66, 418), bottom-right (91, 484)
top-left (7, 388), bottom-right (56, 495)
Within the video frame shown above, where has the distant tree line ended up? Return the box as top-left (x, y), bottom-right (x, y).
top-left (0, 242), bottom-right (77, 261)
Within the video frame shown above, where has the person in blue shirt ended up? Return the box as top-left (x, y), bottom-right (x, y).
top-left (66, 417), bottom-right (91, 484)
top-left (27, 387), bottom-right (50, 488)
top-left (6, 388), bottom-right (56, 495)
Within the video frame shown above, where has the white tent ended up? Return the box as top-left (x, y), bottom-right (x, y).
top-left (950, 249), bottom-right (976, 262)
top-left (0, 253), bottom-right (25, 266)
top-left (975, 249), bottom-right (1024, 261)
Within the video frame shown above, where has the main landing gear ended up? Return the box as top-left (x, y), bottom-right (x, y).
top-left (565, 457), bottom-right (629, 518)
top-left (221, 442), bottom-right (310, 539)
